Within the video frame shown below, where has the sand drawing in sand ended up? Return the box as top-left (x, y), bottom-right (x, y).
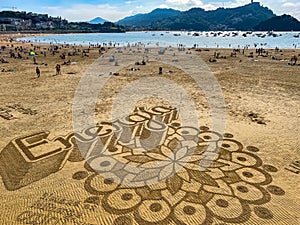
top-left (0, 107), bottom-right (14, 120)
top-left (0, 132), bottom-right (73, 190)
top-left (285, 160), bottom-right (300, 174)
top-left (0, 106), bottom-right (285, 224)
top-left (0, 104), bottom-right (37, 120)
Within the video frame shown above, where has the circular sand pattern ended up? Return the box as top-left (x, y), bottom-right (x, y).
top-left (224, 133), bottom-right (234, 138)
top-left (267, 185), bottom-right (285, 196)
top-left (74, 127), bottom-right (285, 224)
top-left (88, 155), bottom-right (120, 173)
top-left (207, 195), bottom-right (250, 223)
top-left (262, 164), bottom-right (278, 173)
top-left (246, 146), bottom-right (260, 152)
top-left (72, 171), bottom-right (89, 180)
top-left (199, 131), bottom-right (222, 142)
top-left (231, 152), bottom-right (262, 167)
top-left (135, 199), bottom-right (171, 224)
top-left (199, 126), bottom-right (210, 131)
top-left (84, 196), bottom-right (100, 205)
top-left (103, 189), bottom-right (142, 214)
top-left (230, 182), bottom-right (269, 204)
top-left (254, 206), bottom-right (274, 220)
top-left (72, 49), bottom-right (226, 185)
top-left (176, 127), bottom-right (200, 140)
top-left (218, 139), bottom-right (243, 152)
top-left (173, 201), bottom-right (208, 224)
top-left (84, 173), bottom-right (120, 195)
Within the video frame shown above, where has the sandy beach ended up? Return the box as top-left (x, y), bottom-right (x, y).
top-left (0, 34), bottom-right (299, 224)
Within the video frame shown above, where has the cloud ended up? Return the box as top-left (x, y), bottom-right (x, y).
top-left (45, 4), bottom-right (134, 22)
top-left (260, 0), bottom-right (300, 20)
top-left (165, 0), bottom-right (206, 9)
top-left (162, 0), bottom-right (300, 20)
top-left (158, 4), bottom-right (170, 8)
top-left (166, 0), bottom-right (202, 6)
top-left (42, 6), bottom-right (62, 11)
top-left (162, 0), bottom-right (252, 11)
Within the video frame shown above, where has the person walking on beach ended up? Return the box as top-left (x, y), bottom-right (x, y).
top-left (291, 56), bottom-right (297, 66)
top-left (56, 64), bottom-right (61, 75)
top-left (159, 67), bottom-right (163, 74)
top-left (36, 66), bottom-right (40, 78)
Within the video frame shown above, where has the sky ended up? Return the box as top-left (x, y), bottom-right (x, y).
top-left (0, 0), bottom-right (299, 22)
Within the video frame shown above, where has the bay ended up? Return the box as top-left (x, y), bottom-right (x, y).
top-left (17, 31), bottom-right (300, 48)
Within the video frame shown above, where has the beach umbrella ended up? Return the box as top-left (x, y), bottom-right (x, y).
top-left (29, 52), bottom-right (36, 56)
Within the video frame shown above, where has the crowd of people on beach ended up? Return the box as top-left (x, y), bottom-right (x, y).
top-left (0, 40), bottom-right (111, 78)
top-left (0, 37), bottom-right (300, 79)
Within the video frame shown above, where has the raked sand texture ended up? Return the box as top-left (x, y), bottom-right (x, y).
top-left (0, 36), bottom-right (299, 224)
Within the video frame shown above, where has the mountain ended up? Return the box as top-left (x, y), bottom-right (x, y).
top-left (254, 14), bottom-right (300, 31)
top-left (89, 17), bottom-right (108, 24)
top-left (117, 3), bottom-right (275, 31)
top-left (203, 2), bottom-right (275, 30)
top-left (151, 8), bottom-right (210, 31)
top-left (117, 8), bottom-right (181, 27)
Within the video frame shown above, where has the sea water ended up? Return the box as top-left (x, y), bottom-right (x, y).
top-left (17, 31), bottom-right (300, 49)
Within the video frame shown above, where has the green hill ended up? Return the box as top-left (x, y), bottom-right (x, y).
top-left (117, 8), bottom-right (181, 28)
top-left (254, 14), bottom-right (300, 31)
top-left (117, 3), bottom-right (276, 31)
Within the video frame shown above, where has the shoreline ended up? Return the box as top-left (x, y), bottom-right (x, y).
top-left (7, 31), bottom-right (299, 49)
top-left (1, 35), bottom-right (299, 51)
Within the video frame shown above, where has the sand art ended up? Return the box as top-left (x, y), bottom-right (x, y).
top-left (285, 160), bottom-right (300, 174)
top-left (0, 36), bottom-right (299, 224)
top-left (0, 104), bottom-right (37, 120)
top-left (0, 107), bottom-right (289, 225)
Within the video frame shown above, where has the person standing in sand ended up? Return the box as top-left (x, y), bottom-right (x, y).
top-left (36, 66), bottom-right (40, 78)
top-left (291, 56), bottom-right (297, 66)
top-left (56, 64), bottom-right (61, 75)
top-left (159, 67), bottom-right (163, 74)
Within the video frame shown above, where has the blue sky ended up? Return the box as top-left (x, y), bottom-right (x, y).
top-left (1, 0), bottom-right (299, 22)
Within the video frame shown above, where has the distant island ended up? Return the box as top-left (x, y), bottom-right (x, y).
top-left (1, 2), bottom-right (300, 33)
top-left (89, 17), bottom-right (108, 24)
